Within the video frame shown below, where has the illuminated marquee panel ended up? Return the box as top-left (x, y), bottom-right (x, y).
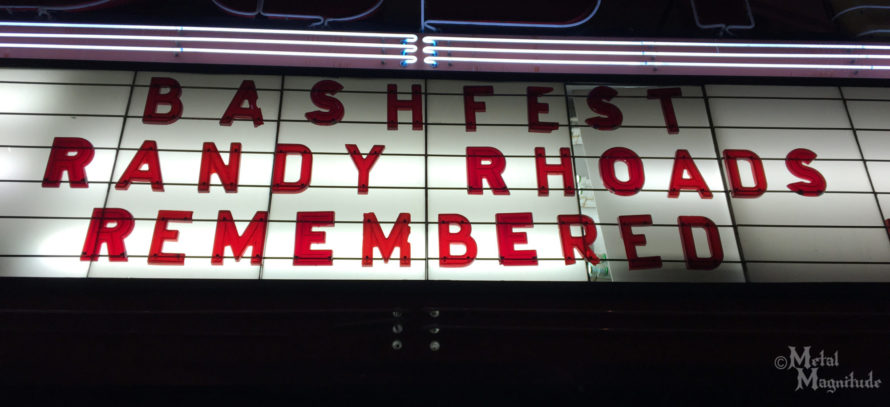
top-left (1, 68), bottom-right (888, 282)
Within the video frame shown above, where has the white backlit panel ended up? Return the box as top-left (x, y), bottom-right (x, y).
top-left (135, 71), bottom-right (280, 89)
top-left (569, 84), bottom-right (741, 282)
top-left (0, 115), bottom-right (123, 147)
top-left (428, 125), bottom-right (569, 155)
top-left (0, 218), bottom-right (92, 277)
top-left (846, 100), bottom-right (890, 129)
top-left (709, 85), bottom-right (888, 281)
top-left (121, 118), bottom-right (278, 151)
top-left (708, 98), bottom-right (849, 129)
top-left (88, 218), bottom-right (262, 279)
top-left (0, 83), bottom-right (130, 115)
top-left (1, 68), bottom-right (888, 282)
top-left (706, 85), bottom-right (840, 99)
top-left (268, 188), bottom-right (425, 222)
top-left (428, 94), bottom-right (567, 126)
top-left (570, 94), bottom-right (709, 128)
top-left (596, 224), bottom-right (744, 282)
top-left (262, 221), bottom-right (426, 280)
top-left (278, 122), bottom-right (424, 154)
top-left (0, 68), bottom-right (133, 84)
top-left (841, 87), bottom-right (890, 100)
top-left (281, 77), bottom-right (425, 124)
top-left (427, 81), bottom-right (567, 96)
top-left (284, 76), bottom-right (422, 92)
top-left (128, 87), bottom-right (280, 120)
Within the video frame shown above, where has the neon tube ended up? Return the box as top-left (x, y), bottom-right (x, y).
top-left (422, 35), bottom-right (890, 50)
top-left (0, 21), bottom-right (418, 42)
top-left (0, 33), bottom-right (418, 51)
top-left (0, 43), bottom-right (417, 63)
top-left (423, 45), bottom-right (890, 60)
top-left (423, 55), bottom-right (890, 70)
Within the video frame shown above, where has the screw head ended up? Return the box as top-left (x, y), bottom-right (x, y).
top-left (429, 341), bottom-right (440, 352)
top-left (392, 324), bottom-right (403, 334)
top-left (429, 310), bottom-right (440, 318)
top-left (391, 340), bottom-right (403, 351)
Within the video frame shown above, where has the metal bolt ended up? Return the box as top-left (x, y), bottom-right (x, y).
top-left (391, 340), bottom-right (403, 350)
top-left (429, 341), bottom-right (440, 352)
top-left (392, 324), bottom-right (403, 334)
top-left (429, 327), bottom-right (440, 334)
top-left (429, 310), bottom-right (440, 318)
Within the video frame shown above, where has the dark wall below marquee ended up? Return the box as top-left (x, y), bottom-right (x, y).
top-left (0, 278), bottom-right (887, 404)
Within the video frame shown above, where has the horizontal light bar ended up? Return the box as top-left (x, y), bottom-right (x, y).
top-left (421, 34), bottom-right (890, 77)
top-left (423, 35), bottom-right (890, 50)
top-left (424, 45), bottom-right (890, 60)
top-left (0, 33), bottom-right (418, 51)
top-left (0, 21), bottom-right (418, 42)
top-left (0, 43), bottom-right (418, 63)
top-left (0, 21), bottom-right (418, 67)
top-left (423, 55), bottom-right (890, 70)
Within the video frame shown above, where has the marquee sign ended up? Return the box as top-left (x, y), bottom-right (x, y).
top-left (2, 68), bottom-right (890, 282)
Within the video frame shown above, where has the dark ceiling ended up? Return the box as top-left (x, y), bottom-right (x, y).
top-left (0, 0), bottom-right (880, 41)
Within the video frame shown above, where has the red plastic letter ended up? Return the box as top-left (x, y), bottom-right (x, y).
top-left (463, 85), bottom-right (493, 132)
top-left (42, 137), bottom-right (94, 188)
top-left (346, 144), bottom-right (384, 194)
top-left (535, 147), bottom-right (575, 196)
top-left (678, 216), bottom-right (723, 270)
top-left (647, 88), bottom-right (681, 134)
top-left (212, 210), bottom-right (267, 265)
top-left (148, 210), bottom-right (192, 265)
top-left (219, 80), bottom-right (264, 127)
top-left (272, 144), bottom-right (312, 193)
top-left (786, 148), bottom-right (826, 197)
top-left (558, 214), bottom-right (599, 265)
top-left (527, 86), bottom-right (559, 133)
top-left (585, 86), bottom-right (623, 130)
top-left (387, 84), bottom-right (423, 130)
top-left (362, 213), bottom-right (411, 266)
top-left (305, 80), bottom-right (345, 126)
top-left (723, 149), bottom-right (767, 198)
top-left (496, 212), bottom-right (537, 266)
top-left (80, 208), bottom-right (134, 262)
top-left (618, 215), bottom-right (662, 270)
top-left (294, 211), bottom-right (334, 266)
top-left (115, 140), bottom-right (164, 191)
top-left (199, 142), bottom-right (241, 193)
top-left (599, 147), bottom-right (645, 196)
top-left (142, 77), bottom-right (182, 125)
top-left (668, 149), bottom-right (712, 199)
top-left (438, 214), bottom-right (478, 267)
top-left (466, 147), bottom-right (509, 195)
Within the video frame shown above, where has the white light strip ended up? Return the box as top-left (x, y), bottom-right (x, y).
top-left (189, 47), bottom-right (418, 63)
top-left (423, 45), bottom-right (890, 60)
top-left (423, 35), bottom-right (890, 50)
top-left (0, 43), bottom-right (418, 63)
top-left (0, 21), bottom-right (418, 42)
top-left (0, 43), bottom-right (181, 53)
top-left (424, 56), bottom-right (890, 70)
top-left (0, 33), bottom-right (418, 51)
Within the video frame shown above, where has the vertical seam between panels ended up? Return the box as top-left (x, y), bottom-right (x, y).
top-left (563, 83), bottom-right (590, 282)
top-left (259, 74), bottom-right (286, 280)
top-left (839, 86), bottom-right (889, 245)
top-left (424, 78), bottom-right (430, 281)
top-left (87, 70), bottom-right (137, 278)
top-left (701, 85), bottom-right (749, 283)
